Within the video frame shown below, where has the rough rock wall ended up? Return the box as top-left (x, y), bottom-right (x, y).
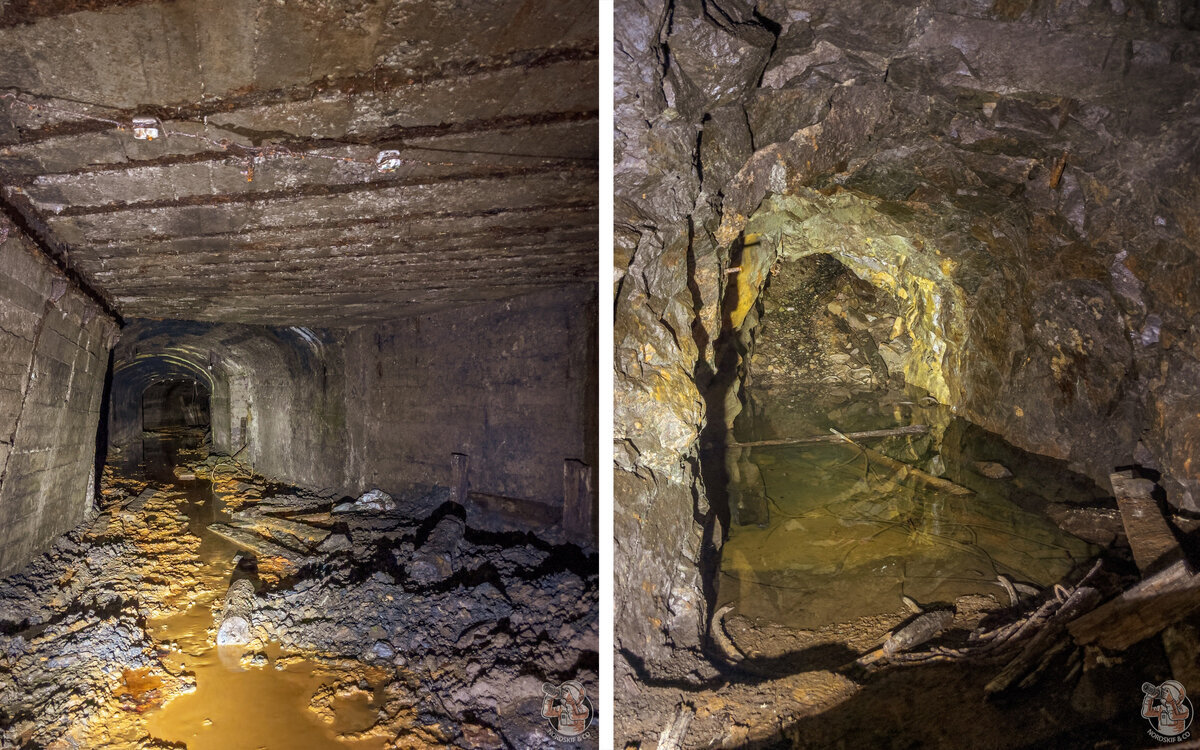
top-left (614, 0), bottom-right (1200, 720)
top-left (344, 285), bottom-right (598, 508)
top-left (0, 218), bottom-right (117, 575)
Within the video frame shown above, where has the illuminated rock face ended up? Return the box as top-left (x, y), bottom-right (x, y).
top-left (614, 0), bottom-right (1200, 729)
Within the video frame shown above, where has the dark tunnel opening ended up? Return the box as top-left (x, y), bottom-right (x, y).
top-left (141, 379), bottom-right (211, 433)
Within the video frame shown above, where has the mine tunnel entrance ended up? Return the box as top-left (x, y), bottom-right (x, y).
top-left (141, 379), bottom-right (211, 434)
top-left (1, 301), bottom-right (599, 749)
top-left (139, 379), bottom-right (211, 481)
top-left (710, 248), bottom-right (1114, 658)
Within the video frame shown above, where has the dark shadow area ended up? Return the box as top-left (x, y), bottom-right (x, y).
top-left (92, 348), bottom-right (114, 507)
top-left (141, 379), bottom-right (210, 432)
top-left (695, 236), bottom-right (749, 645)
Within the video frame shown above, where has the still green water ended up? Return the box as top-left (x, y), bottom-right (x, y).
top-left (719, 395), bottom-right (1099, 628)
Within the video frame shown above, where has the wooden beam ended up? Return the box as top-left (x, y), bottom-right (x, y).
top-left (731, 424), bottom-right (928, 448)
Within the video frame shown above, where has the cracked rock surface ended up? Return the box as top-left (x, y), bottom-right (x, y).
top-left (0, 438), bottom-right (597, 749)
top-left (616, 0), bottom-right (1200, 744)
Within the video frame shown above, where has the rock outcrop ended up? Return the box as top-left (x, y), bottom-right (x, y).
top-left (615, 0), bottom-right (1200, 739)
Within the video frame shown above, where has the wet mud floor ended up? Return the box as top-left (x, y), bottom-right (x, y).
top-left (134, 436), bottom-right (390, 750)
top-left (608, 394), bottom-right (1178, 749)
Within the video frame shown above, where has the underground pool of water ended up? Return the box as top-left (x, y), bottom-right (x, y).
top-left (718, 393), bottom-right (1101, 631)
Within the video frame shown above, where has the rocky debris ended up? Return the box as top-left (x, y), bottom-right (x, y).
top-left (216, 579), bottom-right (256, 646)
top-left (409, 511), bottom-right (466, 584)
top-left (334, 488), bottom-right (397, 514)
top-left (2, 440), bottom-right (597, 749)
top-left (0, 476), bottom-right (202, 747)
top-left (975, 461), bottom-right (1014, 479)
top-left (318, 533), bottom-right (353, 553)
top-left (240, 651), bottom-right (269, 668)
top-left (251, 495), bottom-right (599, 748)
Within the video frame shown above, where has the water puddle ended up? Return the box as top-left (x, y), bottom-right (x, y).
top-left (123, 433), bottom-right (389, 749)
top-left (718, 393), bottom-right (1100, 629)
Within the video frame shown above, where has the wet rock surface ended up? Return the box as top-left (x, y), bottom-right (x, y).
top-left (0, 442), bottom-right (597, 749)
top-left (615, 0), bottom-right (1200, 744)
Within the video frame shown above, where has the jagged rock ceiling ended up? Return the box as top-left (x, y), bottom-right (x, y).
top-left (0, 0), bottom-right (598, 325)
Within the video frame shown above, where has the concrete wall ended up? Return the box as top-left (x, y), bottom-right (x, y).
top-left (0, 220), bottom-right (117, 575)
top-left (142, 380), bottom-right (210, 429)
top-left (236, 330), bottom-right (347, 493)
top-left (344, 285), bottom-right (598, 509)
top-left (109, 285), bottom-right (598, 530)
top-left (109, 322), bottom-right (347, 493)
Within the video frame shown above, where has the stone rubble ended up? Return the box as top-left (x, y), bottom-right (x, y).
top-left (0, 452), bottom-right (598, 749)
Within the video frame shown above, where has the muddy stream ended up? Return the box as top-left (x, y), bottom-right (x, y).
top-left (129, 434), bottom-right (387, 750)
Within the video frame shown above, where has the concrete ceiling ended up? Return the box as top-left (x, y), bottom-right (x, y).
top-left (0, 0), bottom-right (598, 326)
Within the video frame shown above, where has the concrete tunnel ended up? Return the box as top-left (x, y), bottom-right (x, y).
top-left (0, 1), bottom-right (598, 747)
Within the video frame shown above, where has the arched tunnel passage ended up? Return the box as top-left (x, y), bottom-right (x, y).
top-left (709, 240), bottom-right (1107, 635)
top-left (141, 379), bottom-right (211, 433)
top-left (1, 292), bottom-right (598, 750)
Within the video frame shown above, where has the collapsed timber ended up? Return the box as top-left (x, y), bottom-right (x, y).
top-left (842, 468), bottom-right (1200, 696)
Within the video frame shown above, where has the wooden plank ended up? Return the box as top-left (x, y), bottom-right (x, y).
top-left (1106, 471), bottom-right (1200, 686)
top-left (1068, 559), bottom-right (1200, 650)
top-left (451, 453), bottom-right (469, 506)
top-left (1111, 471), bottom-right (1184, 575)
top-left (562, 459), bottom-right (594, 542)
top-left (207, 524), bottom-right (308, 565)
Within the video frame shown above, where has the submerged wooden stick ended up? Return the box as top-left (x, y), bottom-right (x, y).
top-left (731, 424), bottom-right (929, 448)
top-left (831, 428), bottom-right (974, 496)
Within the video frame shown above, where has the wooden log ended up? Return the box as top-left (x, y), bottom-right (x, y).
top-left (409, 513), bottom-right (466, 584)
top-left (216, 578), bottom-right (256, 646)
top-left (1068, 559), bottom-right (1200, 650)
top-left (832, 429), bottom-right (974, 496)
top-left (731, 424), bottom-right (929, 448)
top-left (987, 585), bottom-right (1100, 694)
